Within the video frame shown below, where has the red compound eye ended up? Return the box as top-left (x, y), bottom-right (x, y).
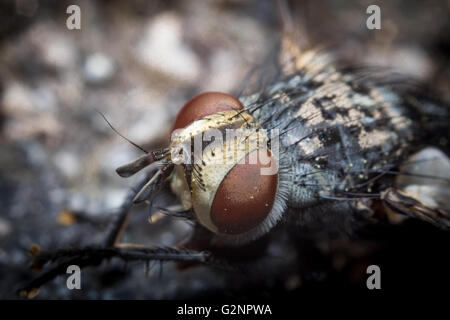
top-left (210, 149), bottom-right (278, 235)
top-left (172, 92), bottom-right (243, 132)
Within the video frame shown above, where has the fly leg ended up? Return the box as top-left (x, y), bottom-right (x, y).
top-left (150, 206), bottom-right (194, 222)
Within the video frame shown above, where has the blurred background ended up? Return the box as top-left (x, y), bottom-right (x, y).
top-left (0, 0), bottom-right (449, 299)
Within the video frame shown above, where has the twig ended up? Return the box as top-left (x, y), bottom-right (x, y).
top-left (19, 246), bottom-right (211, 297)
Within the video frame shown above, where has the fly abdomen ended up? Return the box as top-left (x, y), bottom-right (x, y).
top-left (243, 50), bottom-right (449, 224)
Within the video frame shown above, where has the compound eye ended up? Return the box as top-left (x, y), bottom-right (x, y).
top-left (210, 149), bottom-right (278, 235)
top-left (172, 92), bottom-right (243, 132)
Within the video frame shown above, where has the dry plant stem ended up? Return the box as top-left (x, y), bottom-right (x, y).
top-left (19, 173), bottom-right (214, 296)
top-left (19, 247), bottom-right (211, 296)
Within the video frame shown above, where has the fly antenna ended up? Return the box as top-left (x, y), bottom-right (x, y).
top-left (96, 109), bottom-right (149, 154)
top-left (116, 148), bottom-right (170, 178)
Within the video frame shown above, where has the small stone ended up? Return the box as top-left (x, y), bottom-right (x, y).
top-left (103, 188), bottom-right (128, 210)
top-left (136, 12), bottom-right (200, 83)
top-left (28, 244), bottom-right (41, 257)
top-left (57, 210), bottom-right (77, 226)
top-left (53, 151), bottom-right (81, 179)
top-left (30, 86), bottom-right (57, 112)
top-left (2, 83), bottom-right (33, 114)
top-left (30, 24), bottom-right (78, 70)
top-left (0, 217), bottom-right (11, 237)
top-left (128, 111), bottom-right (168, 144)
top-left (83, 53), bottom-right (115, 85)
top-left (23, 141), bottom-right (47, 167)
top-left (68, 192), bottom-right (88, 212)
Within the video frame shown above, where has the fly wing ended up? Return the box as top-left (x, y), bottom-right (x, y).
top-left (277, 0), bottom-right (311, 76)
top-left (381, 188), bottom-right (450, 229)
top-left (381, 147), bottom-right (450, 229)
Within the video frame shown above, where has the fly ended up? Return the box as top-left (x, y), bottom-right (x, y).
top-left (112, 56), bottom-right (450, 248)
top-left (19, 8), bottom-right (450, 298)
